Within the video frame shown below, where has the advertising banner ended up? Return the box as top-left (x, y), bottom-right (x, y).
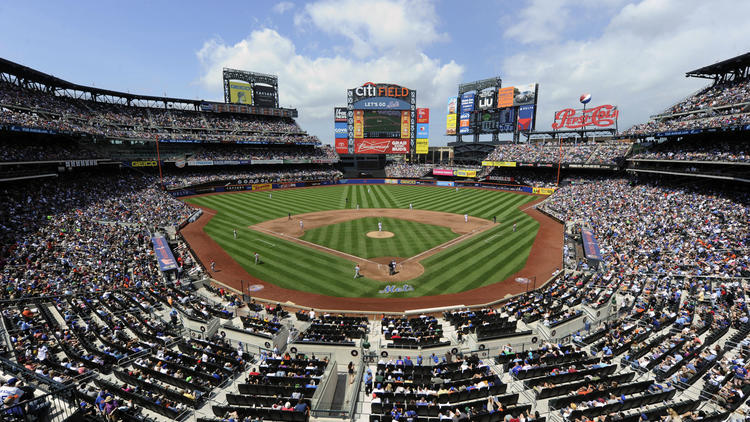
top-left (517, 105), bottom-right (535, 132)
top-left (335, 121), bottom-right (348, 138)
top-left (354, 139), bottom-right (410, 154)
top-left (460, 92), bottom-right (475, 113)
top-left (229, 81), bottom-right (253, 105)
top-left (417, 108), bottom-right (430, 123)
top-left (454, 169), bottom-right (477, 178)
top-left (551, 105), bottom-right (619, 130)
top-left (532, 187), bottom-right (557, 195)
top-left (400, 110), bottom-right (410, 139)
top-left (253, 85), bottom-right (276, 108)
top-left (446, 114), bottom-right (457, 135)
top-left (251, 159), bottom-right (284, 165)
top-left (213, 160), bottom-right (241, 165)
top-left (352, 98), bottom-right (411, 110)
top-left (513, 83), bottom-right (537, 106)
top-left (497, 87), bottom-right (515, 108)
top-left (131, 160), bottom-right (158, 167)
top-left (477, 87), bottom-right (497, 110)
top-left (335, 139), bottom-right (349, 154)
top-left (433, 168), bottom-right (455, 176)
top-left (152, 235), bottom-right (178, 271)
top-left (251, 183), bottom-right (273, 191)
top-left (187, 160), bottom-right (214, 166)
top-left (447, 97), bottom-right (458, 114)
top-left (436, 181), bottom-right (455, 187)
top-left (481, 161), bottom-right (517, 167)
top-left (416, 138), bottom-right (429, 154)
top-left (459, 112), bottom-right (471, 134)
top-left (334, 107), bottom-right (348, 122)
top-left (283, 159), bottom-right (311, 164)
top-left (354, 110), bottom-right (364, 138)
top-left (417, 123), bottom-right (429, 138)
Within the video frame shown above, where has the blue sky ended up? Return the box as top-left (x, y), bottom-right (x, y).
top-left (1, 0), bottom-right (748, 145)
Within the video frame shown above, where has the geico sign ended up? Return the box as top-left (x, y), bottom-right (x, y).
top-left (355, 82), bottom-right (409, 98)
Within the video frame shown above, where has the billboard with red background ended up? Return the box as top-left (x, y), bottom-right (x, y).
top-left (335, 139), bottom-right (349, 154)
top-left (354, 139), bottom-right (410, 154)
top-left (417, 108), bottom-right (429, 123)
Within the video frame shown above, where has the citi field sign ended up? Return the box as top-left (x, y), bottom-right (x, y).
top-left (353, 82), bottom-right (410, 100)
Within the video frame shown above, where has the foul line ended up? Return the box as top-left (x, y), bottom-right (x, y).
top-left (520, 203), bottom-right (538, 212)
top-left (484, 234), bottom-right (501, 243)
top-left (251, 226), bottom-right (379, 265)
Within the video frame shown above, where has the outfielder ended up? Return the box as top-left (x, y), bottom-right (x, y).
top-left (233, 229), bottom-right (237, 239)
top-left (354, 264), bottom-right (361, 279)
top-left (513, 222), bottom-right (517, 232)
top-left (254, 252), bottom-right (260, 265)
top-left (269, 193), bottom-right (272, 199)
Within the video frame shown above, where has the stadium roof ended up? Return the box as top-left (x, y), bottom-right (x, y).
top-left (686, 52), bottom-right (750, 80)
top-left (0, 57), bottom-right (203, 105)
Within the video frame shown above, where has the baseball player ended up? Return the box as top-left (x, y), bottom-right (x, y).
top-left (455, 187), bottom-right (458, 192)
top-left (254, 252), bottom-right (260, 265)
top-left (210, 260), bottom-right (216, 272)
top-left (409, 203), bottom-right (413, 210)
top-left (493, 216), bottom-right (496, 224)
top-left (354, 264), bottom-right (361, 279)
top-left (299, 220), bottom-right (304, 230)
top-left (288, 212), bottom-right (291, 220)
top-left (356, 204), bottom-right (360, 210)
top-left (269, 193), bottom-right (272, 199)
top-left (464, 214), bottom-right (468, 223)
top-left (513, 222), bottom-right (517, 232)
top-left (233, 229), bottom-right (237, 239)
top-left (378, 221), bottom-right (382, 232)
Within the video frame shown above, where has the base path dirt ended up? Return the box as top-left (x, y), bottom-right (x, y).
top-left (180, 189), bottom-right (563, 313)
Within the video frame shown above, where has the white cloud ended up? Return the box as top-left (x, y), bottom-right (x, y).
top-left (301, 0), bottom-right (446, 58)
top-left (272, 1), bottom-right (294, 14)
top-left (197, 0), bottom-right (460, 146)
top-left (501, 0), bottom-right (750, 132)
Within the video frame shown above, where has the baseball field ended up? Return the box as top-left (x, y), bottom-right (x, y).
top-left (182, 184), bottom-right (544, 299)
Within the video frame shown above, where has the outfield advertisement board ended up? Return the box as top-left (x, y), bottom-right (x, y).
top-left (335, 139), bottom-right (349, 154)
top-left (335, 121), bottom-right (347, 138)
top-left (417, 123), bottom-right (429, 138)
top-left (517, 105), bottom-right (535, 132)
top-left (433, 168), bottom-right (455, 176)
top-left (417, 108), bottom-right (429, 123)
top-left (446, 114), bottom-right (457, 135)
top-left (460, 92), bottom-right (475, 113)
top-left (482, 161), bottom-right (517, 167)
top-left (415, 138), bottom-right (429, 154)
top-left (354, 138), bottom-right (410, 154)
top-left (447, 97), bottom-right (458, 114)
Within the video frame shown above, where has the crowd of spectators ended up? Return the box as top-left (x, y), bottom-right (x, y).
top-left (173, 145), bottom-right (338, 162)
top-left (632, 140), bottom-right (749, 162)
top-left (385, 163), bottom-right (434, 178)
top-left (483, 142), bottom-right (631, 165)
top-left (624, 78), bottom-right (750, 136)
top-left (540, 177), bottom-right (749, 279)
top-left (161, 167), bottom-right (342, 189)
top-left (0, 81), bottom-right (318, 145)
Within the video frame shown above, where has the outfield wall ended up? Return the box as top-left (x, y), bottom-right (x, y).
top-left (168, 177), bottom-right (554, 197)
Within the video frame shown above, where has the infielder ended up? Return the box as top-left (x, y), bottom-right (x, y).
top-left (254, 252), bottom-right (260, 265)
top-left (299, 220), bottom-right (304, 230)
top-left (233, 229), bottom-right (237, 239)
top-left (354, 264), bottom-right (361, 279)
top-left (513, 222), bottom-right (517, 232)
top-left (409, 203), bottom-right (413, 210)
top-left (356, 204), bottom-right (360, 210)
top-left (464, 214), bottom-right (468, 223)
top-left (378, 221), bottom-right (382, 232)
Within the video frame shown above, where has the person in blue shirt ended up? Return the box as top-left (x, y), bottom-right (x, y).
top-left (416, 356), bottom-right (423, 366)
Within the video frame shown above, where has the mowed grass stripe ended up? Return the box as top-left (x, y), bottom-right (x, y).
top-left (183, 184), bottom-right (543, 298)
top-left (420, 223), bottom-right (539, 294)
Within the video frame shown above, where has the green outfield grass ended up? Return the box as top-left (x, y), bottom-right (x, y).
top-left (183, 184), bottom-right (540, 298)
top-left (300, 216), bottom-right (459, 259)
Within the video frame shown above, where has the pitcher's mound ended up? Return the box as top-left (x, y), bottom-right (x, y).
top-left (367, 231), bottom-right (394, 238)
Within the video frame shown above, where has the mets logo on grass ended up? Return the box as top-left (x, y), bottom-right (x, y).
top-left (379, 284), bottom-right (415, 294)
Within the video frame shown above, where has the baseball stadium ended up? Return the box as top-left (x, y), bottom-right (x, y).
top-left (0, 3), bottom-right (749, 422)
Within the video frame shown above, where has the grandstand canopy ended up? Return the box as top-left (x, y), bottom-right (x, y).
top-left (685, 52), bottom-right (750, 82)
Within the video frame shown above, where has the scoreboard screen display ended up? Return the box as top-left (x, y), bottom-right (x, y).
top-left (363, 110), bottom-right (402, 138)
top-left (474, 108), bottom-right (516, 133)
